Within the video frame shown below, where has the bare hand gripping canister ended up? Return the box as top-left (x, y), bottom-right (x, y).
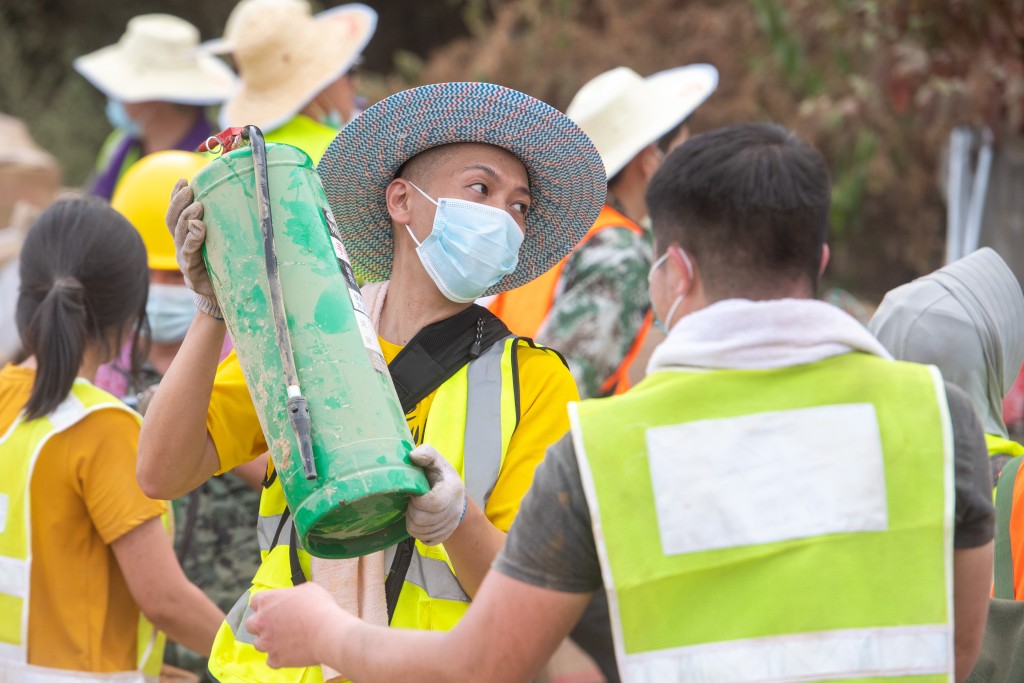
top-left (191, 127), bottom-right (428, 559)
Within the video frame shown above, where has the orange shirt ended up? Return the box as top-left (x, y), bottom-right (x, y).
top-left (0, 365), bottom-right (165, 671)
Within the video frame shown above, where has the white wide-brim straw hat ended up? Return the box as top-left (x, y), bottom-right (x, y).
top-left (317, 82), bottom-right (607, 296)
top-left (567, 64), bottom-right (719, 179)
top-left (73, 14), bottom-right (238, 105)
top-left (211, 0), bottom-right (377, 131)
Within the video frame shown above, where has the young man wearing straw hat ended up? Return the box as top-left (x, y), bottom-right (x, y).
top-left (490, 64), bottom-right (718, 400)
top-left (74, 14), bottom-right (238, 200)
top-left (206, 0), bottom-right (377, 165)
top-left (138, 81), bottom-right (605, 682)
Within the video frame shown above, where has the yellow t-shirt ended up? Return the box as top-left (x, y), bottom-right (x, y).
top-left (208, 335), bottom-right (578, 533)
top-left (0, 365), bottom-right (166, 671)
top-left (377, 337), bottom-right (435, 445)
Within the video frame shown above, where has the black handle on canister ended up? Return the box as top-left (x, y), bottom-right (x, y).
top-left (248, 125), bottom-right (318, 480)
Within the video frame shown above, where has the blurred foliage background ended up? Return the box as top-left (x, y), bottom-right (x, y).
top-left (1, 0), bottom-right (1021, 299)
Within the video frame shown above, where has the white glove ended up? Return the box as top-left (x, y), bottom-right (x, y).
top-left (406, 445), bottom-right (467, 546)
top-left (165, 179), bottom-right (221, 318)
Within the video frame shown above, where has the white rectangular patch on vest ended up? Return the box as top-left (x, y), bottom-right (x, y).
top-left (647, 403), bottom-right (888, 555)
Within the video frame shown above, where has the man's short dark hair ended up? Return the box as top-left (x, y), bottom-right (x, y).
top-left (646, 123), bottom-right (831, 300)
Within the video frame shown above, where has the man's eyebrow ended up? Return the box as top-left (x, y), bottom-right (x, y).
top-left (462, 164), bottom-right (531, 197)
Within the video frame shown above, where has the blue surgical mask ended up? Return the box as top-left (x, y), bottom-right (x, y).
top-left (405, 181), bottom-right (525, 303)
top-left (105, 100), bottom-right (141, 137)
top-left (146, 284), bottom-right (196, 343)
top-left (648, 247), bottom-right (692, 334)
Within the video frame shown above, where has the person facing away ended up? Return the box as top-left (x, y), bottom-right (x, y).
top-left (244, 123), bottom-right (995, 683)
top-left (107, 151), bottom-right (267, 681)
top-left (870, 247), bottom-right (1024, 473)
top-left (206, 0), bottom-right (377, 165)
top-left (870, 247), bottom-right (1024, 603)
top-left (137, 81), bottom-right (605, 682)
top-left (489, 64), bottom-right (718, 400)
top-left (0, 198), bottom-right (224, 680)
top-left (74, 14), bottom-right (238, 201)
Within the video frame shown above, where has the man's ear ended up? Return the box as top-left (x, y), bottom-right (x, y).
top-left (386, 178), bottom-right (413, 225)
top-left (641, 144), bottom-right (664, 181)
top-left (819, 243), bottom-right (831, 277)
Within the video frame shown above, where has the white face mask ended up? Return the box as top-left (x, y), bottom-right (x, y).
top-left (648, 246), bottom-right (693, 334)
top-left (146, 283), bottom-right (196, 343)
top-left (404, 181), bottom-right (525, 303)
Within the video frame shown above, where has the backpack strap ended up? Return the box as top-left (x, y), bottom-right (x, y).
top-left (388, 304), bottom-right (511, 413)
top-left (383, 305), bottom-right (511, 621)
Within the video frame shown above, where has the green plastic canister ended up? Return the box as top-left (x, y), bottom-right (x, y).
top-left (191, 141), bottom-right (429, 559)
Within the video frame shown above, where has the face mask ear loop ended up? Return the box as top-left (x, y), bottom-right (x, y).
top-left (404, 181), bottom-right (439, 249)
top-left (406, 180), bottom-right (439, 206)
top-left (405, 224), bottom-right (423, 247)
top-left (662, 295), bottom-right (685, 333)
top-left (674, 246), bottom-right (694, 283)
top-left (648, 251), bottom-right (670, 283)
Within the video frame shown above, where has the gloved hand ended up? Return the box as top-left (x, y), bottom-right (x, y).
top-left (406, 445), bottom-right (467, 546)
top-left (166, 178), bottom-right (221, 319)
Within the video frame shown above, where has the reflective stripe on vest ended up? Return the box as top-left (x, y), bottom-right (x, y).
top-left (389, 337), bottom-right (519, 630)
top-left (0, 381), bottom-right (165, 678)
top-left (210, 336), bottom-right (526, 679)
top-left (572, 354), bottom-right (954, 683)
top-left (489, 205), bottom-right (651, 396)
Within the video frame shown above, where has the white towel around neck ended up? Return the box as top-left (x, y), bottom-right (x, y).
top-left (647, 298), bottom-right (893, 374)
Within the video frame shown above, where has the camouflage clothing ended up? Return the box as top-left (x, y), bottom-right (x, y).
top-left (537, 213), bottom-right (652, 399)
top-left (163, 473), bottom-right (261, 680)
top-left (133, 378), bottom-right (261, 681)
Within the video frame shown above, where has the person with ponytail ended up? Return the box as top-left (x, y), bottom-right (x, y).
top-left (0, 198), bottom-right (224, 680)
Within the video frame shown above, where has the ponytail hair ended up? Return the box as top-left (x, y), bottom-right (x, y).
top-left (17, 198), bottom-right (149, 420)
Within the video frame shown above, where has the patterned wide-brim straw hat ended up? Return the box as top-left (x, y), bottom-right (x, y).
top-left (317, 81), bottom-right (607, 295)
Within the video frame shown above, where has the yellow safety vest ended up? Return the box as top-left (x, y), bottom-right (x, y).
top-left (263, 115), bottom-right (337, 166)
top-left (209, 336), bottom-right (529, 682)
top-left (572, 353), bottom-right (954, 682)
top-left (0, 380), bottom-right (166, 682)
top-left (986, 433), bottom-right (1024, 459)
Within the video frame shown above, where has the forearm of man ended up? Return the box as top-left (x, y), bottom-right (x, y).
top-left (138, 313), bottom-right (225, 499)
top-left (952, 542), bottom-right (993, 682)
top-left (316, 572), bottom-right (589, 682)
top-left (113, 517), bottom-right (226, 656)
top-left (442, 497), bottom-right (506, 598)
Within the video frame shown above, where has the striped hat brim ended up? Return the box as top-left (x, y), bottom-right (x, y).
top-left (317, 81), bottom-right (606, 295)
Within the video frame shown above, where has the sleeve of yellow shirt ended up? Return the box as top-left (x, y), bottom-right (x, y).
top-left (77, 408), bottom-right (167, 544)
top-left (484, 343), bottom-right (579, 532)
top-left (207, 349), bottom-right (269, 475)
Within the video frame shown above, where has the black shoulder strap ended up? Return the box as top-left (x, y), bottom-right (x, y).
top-left (286, 306), bottom-right (512, 595)
top-left (383, 305), bottom-right (511, 621)
top-left (388, 304), bottom-right (511, 412)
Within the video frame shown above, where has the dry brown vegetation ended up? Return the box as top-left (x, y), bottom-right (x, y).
top-left (366, 0), bottom-right (1023, 299)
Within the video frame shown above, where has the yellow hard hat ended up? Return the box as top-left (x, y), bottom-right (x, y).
top-left (111, 151), bottom-right (208, 271)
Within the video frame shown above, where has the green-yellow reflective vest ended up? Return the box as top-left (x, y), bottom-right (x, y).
top-left (262, 115), bottom-right (337, 165)
top-left (572, 352), bottom-right (954, 683)
top-left (209, 336), bottom-right (527, 683)
top-left (0, 380), bottom-right (166, 682)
